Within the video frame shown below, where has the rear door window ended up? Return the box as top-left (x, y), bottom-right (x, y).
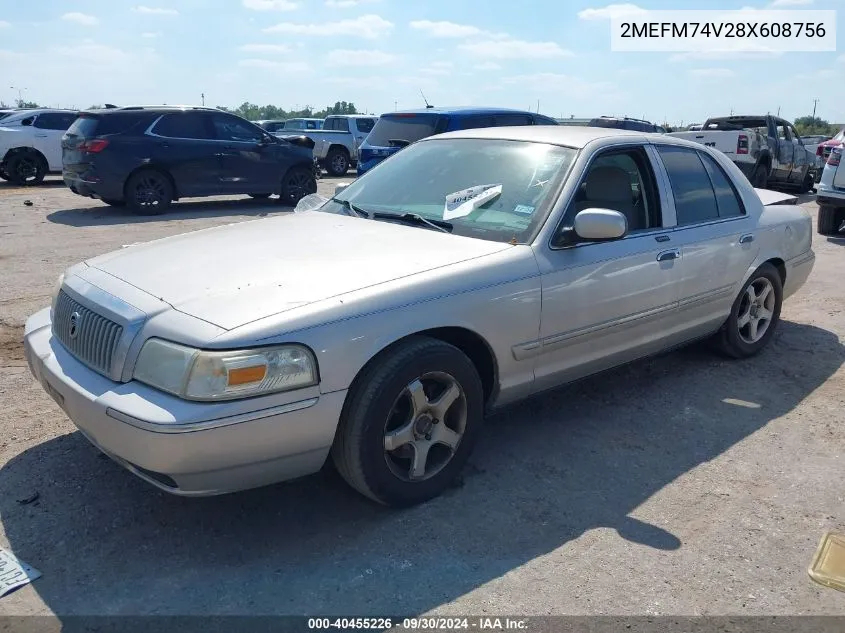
top-left (657, 145), bottom-right (720, 225)
top-left (152, 113), bottom-right (213, 139)
top-left (33, 112), bottom-right (78, 130)
top-left (699, 152), bottom-right (746, 218)
top-left (365, 114), bottom-right (444, 147)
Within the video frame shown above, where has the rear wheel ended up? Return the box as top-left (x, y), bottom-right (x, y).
top-left (278, 166), bottom-right (317, 206)
top-left (818, 205), bottom-right (845, 236)
top-left (325, 148), bottom-right (350, 177)
top-left (714, 263), bottom-right (783, 359)
top-left (751, 164), bottom-right (769, 188)
top-left (125, 170), bottom-right (173, 215)
top-left (6, 152), bottom-right (47, 185)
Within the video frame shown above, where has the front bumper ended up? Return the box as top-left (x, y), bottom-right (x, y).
top-left (24, 308), bottom-right (346, 496)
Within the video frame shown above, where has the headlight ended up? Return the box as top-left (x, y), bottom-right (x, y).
top-left (50, 273), bottom-right (65, 320)
top-left (133, 338), bottom-right (318, 401)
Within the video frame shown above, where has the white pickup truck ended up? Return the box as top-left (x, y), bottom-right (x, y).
top-left (277, 115), bottom-right (377, 176)
top-left (669, 115), bottom-right (816, 192)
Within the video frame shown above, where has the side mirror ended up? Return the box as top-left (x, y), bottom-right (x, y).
top-left (21, 117), bottom-right (33, 127)
top-left (335, 183), bottom-right (349, 196)
top-left (573, 208), bottom-right (628, 240)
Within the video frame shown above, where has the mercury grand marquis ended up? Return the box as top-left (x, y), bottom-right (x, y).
top-left (24, 126), bottom-right (815, 507)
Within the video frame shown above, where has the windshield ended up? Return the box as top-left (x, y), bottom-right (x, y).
top-left (365, 113), bottom-right (445, 147)
top-left (319, 138), bottom-right (577, 244)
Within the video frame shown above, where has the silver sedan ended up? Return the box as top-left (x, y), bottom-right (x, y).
top-left (24, 126), bottom-right (815, 506)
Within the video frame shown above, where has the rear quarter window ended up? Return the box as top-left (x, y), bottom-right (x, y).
top-left (66, 113), bottom-right (149, 137)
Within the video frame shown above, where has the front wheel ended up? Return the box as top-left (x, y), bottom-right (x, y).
top-left (278, 166), bottom-right (317, 206)
top-left (714, 263), bottom-right (783, 359)
top-left (125, 170), bottom-right (173, 215)
top-left (331, 337), bottom-right (484, 507)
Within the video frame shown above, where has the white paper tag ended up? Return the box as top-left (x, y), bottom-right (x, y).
top-left (444, 184), bottom-right (503, 221)
top-left (0, 547), bottom-right (42, 597)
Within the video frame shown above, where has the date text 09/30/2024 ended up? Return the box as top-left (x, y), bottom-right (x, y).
top-left (307, 617), bottom-right (530, 630)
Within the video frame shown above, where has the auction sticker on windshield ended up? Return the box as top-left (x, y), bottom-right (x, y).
top-left (444, 184), bottom-right (503, 220)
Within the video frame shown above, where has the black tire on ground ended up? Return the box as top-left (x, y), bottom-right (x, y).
top-left (124, 169), bottom-right (173, 215)
top-left (798, 169), bottom-right (814, 194)
top-left (751, 164), bottom-right (769, 188)
top-left (325, 148), bottom-right (350, 177)
top-left (278, 166), bottom-right (317, 206)
top-left (714, 262), bottom-right (783, 359)
top-left (818, 205), bottom-right (845, 236)
top-left (249, 193), bottom-right (272, 199)
top-left (101, 198), bottom-right (126, 207)
top-left (331, 336), bottom-right (485, 507)
top-left (5, 152), bottom-right (47, 186)
top-left (0, 167), bottom-right (9, 181)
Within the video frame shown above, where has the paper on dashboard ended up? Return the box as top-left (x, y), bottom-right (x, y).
top-left (443, 184), bottom-right (502, 221)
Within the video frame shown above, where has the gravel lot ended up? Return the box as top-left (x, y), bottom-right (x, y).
top-left (0, 178), bottom-right (843, 617)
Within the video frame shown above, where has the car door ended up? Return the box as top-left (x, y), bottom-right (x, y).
top-left (146, 111), bottom-right (221, 196)
top-left (653, 144), bottom-right (759, 336)
top-left (788, 123), bottom-right (810, 183)
top-left (209, 113), bottom-right (279, 193)
top-left (31, 112), bottom-right (77, 170)
top-left (772, 120), bottom-right (794, 183)
top-left (531, 144), bottom-right (685, 393)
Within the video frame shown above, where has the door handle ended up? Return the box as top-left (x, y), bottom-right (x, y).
top-left (657, 249), bottom-right (680, 262)
top-left (739, 234), bottom-right (754, 244)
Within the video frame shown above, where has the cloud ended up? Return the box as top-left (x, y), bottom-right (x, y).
top-left (52, 43), bottom-right (130, 63)
top-left (0, 20), bottom-right (9, 28)
top-left (499, 73), bottom-right (620, 99)
top-left (238, 58), bottom-right (309, 71)
top-left (669, 49), bottom-right (782, 61)
top-left (420, 62), bottom-right (454, 75)
top-left (242, 0), bottom-right (299, 10)
top-left (838, 54), bottom-right (845, 63)
top-left (325, 49), bottom-right (397, 66)
top-left (474, 62), bottom-right (501, 70)
top-left (238, 43), bottom-right (291, 54)
top-left (61, 12), bottom-right (99, 26)
top-left (142, 31), bottom-right (161, 38)
top-left (577, 3), bottom-right (647, 20)
top-left (131, 6), bottom-right (179, 16)
top-left (325, 0), bottom-right (381, 7)
top-left (264, 14), bottom-right (393, 38)
top-left (410, 20), bottom-right (485, 38)
top-left (689, 68), bottom-right (735, 78)
top-left (460, 39), bottom-right (573, 59)
top-left (768, 0), bottom-right (812, 5)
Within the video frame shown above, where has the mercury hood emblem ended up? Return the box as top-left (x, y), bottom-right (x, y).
top-left (69, 311), bottom-right (81, 339)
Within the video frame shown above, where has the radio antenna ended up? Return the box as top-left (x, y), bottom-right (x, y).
top-left (420, 89), bottom-right (433, 109)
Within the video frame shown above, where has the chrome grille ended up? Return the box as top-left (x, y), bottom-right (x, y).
top-left (52, 290), bottom-right (123, 376)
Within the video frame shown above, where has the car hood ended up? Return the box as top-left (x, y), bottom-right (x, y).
top-left (85, 211), bottom-right (511, 330)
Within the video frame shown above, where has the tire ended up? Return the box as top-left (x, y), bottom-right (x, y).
top-left (714, 263), bottom-right (783, 359)
top-left (249, 193), bottom-right (272, 199)
top-left (278, 166), bottom-right (317, 206)
top-left (331, 336), bottom-right (484, 507)
top-left (325, 148), bottom-right (350, 177)
top-left (798, 169), bottom-right (813, 194)
top-left (124, 170), bottom-right (173, 216)
top-left (5, 152), bottom-right (47, 186)
top-left (751, 164), bottom-right (769, 188)
top-left (818, 205), bottom-right (845, 236)
top-left (0, 167), bottom-right (9, 181)
top-left (100, 198), bottom-right (126, 207)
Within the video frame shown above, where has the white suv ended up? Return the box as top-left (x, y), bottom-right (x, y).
top-left (816, 144), bottom-right (845, 235)
top-left (0, 109), bottom-right (78, 185)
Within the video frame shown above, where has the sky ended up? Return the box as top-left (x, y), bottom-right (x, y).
top-left (0, 0), bottom-right (842, 125)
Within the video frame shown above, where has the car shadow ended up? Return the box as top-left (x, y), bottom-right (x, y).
top-left (0, 179), bottom-right (67, 190)
top-left (1, 321), bottom-right (842, 616)
top-left (826, 236), bottom-right (845, 245)
top-left (46, 198), bottom-right (296, 227)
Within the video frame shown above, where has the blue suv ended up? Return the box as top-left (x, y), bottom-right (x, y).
top-left (356, 107), bottom-right (558, 176)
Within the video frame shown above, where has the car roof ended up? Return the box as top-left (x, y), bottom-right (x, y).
top-left (426, 125), bottom-right (651, 148)
top-left (381, 106), bottom-right (545, 117)
top-left (81, 105), bottom-right (219, 115)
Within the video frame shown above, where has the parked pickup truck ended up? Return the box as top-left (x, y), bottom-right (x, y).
top-left (668, 115), bottom-right (816, 192)
top-left (276, 115), bottom-right (377, 176)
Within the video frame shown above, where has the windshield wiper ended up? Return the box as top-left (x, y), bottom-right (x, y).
top-left (331, 197), bottom-right (371, 218)
top-left (372, 212), bottom-right (453, 233)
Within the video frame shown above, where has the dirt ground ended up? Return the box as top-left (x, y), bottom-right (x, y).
top-left (0, 178), bottom-right (843, 618)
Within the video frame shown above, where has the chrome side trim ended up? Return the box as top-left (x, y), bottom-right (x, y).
top-left (105, 397), bottom-right (319, 434)
top-left (514, 301), bottom-right (678, 360)
top-left (678, 284), bottom-right (735, 309)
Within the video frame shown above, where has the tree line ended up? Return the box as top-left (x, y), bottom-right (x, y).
top-left (215, 101), bottom-right (360, 121)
